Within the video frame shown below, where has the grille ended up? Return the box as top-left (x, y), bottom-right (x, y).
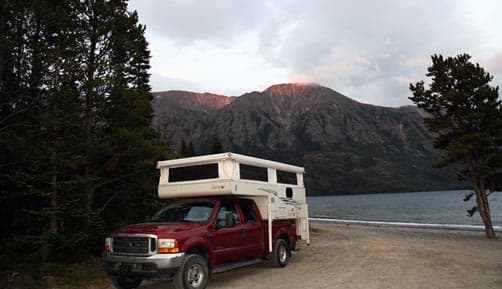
top-left (112, 235), bottom-right (154, 255)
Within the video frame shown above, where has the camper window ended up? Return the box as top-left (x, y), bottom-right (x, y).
top-left (240, 164), bottom-right (268, 182)
top-left (277, 170), bottom-right (297, 185)
top-left (168, 163), bottom-right (219, 182)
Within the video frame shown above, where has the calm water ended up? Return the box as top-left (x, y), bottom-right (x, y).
top-left (308, 190), bottom-right (502, 226)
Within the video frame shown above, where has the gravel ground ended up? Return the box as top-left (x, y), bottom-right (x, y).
top-left (136, 222), bottom-right (502, 289)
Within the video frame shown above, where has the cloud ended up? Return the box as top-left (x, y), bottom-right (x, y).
top-left (307, 48), bottom-right (379, 83)
top-left (128, 0), bottom-right (502, 107)
top-left (482, 52), bottom-right (502, 74)
top-left (289, 73), bottom-right (312, 83)
top-left (394, 75), bottom-right (414, 85)
top-left (150, 73), bottom-right (202, 93)
top-left (147, 37), bottom-right (290, 95)
top-left (404, 57), bottom-right (429, 68)
top-left (128, 0), bottom-right (269, 45)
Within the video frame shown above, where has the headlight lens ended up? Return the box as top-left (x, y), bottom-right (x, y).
top-left (105, 237), bottom-right (112, 252)
top-left (157, 238), bottom-right (179, 253)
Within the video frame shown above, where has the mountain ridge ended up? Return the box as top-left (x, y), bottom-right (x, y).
top-left (153, 90), bottom-right (236, 113)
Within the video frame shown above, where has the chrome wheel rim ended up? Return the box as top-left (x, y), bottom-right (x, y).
top-left (187, 263), bottom-right (204, 287)
top-left (279, 244), bottom-right (287, 263)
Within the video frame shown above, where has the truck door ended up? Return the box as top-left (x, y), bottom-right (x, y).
top-left (238, 199), bottom-right (264, 259)
top-left (210, 203), bottom-right (243, 265)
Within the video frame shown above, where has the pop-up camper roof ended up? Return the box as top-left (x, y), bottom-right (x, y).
top-left (156, 152), bottom-right (305, 202)
top-left (156, 152), bottom-right (309, 250)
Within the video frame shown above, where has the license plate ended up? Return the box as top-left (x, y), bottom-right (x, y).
top-left (119, 263), bottom-right (133, 273)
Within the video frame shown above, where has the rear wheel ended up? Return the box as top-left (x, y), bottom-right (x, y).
top-left (271, 238), bottom-right (290, 267)
top-left (111, 277), bottom-right (142, 289)
top-left (174, 254), bottom-right (209, 289)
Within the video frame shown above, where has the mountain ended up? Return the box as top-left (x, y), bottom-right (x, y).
top-left (151, 83), bottom-right (463, 195)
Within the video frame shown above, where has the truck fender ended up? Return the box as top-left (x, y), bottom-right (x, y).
top-left (272, 223), bottom-right (296, 249)
top-left (181, 238), bottom-right (213, 265)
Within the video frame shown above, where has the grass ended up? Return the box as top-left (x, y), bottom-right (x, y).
top-left (0, 255), bottom-right (113, 289)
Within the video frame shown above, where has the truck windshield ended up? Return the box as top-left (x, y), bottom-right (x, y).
top-left (149, 202), bottom-right (214, 224)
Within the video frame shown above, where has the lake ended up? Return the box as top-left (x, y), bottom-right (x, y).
top-left (308, 190), bottom-right (502, 226)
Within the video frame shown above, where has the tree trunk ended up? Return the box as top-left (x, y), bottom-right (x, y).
top-left (49, 170), bottom-right (58, 233)
top-left (82, 11), bottom-right (97, 233)
top-left (49, 145), bottom-right (58, 234)
top-left (474, 183), bottom-right (496, 239)
top-left (83, 166), bottom-right (93, 231)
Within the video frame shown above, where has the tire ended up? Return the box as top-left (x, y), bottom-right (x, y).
top-left (174, 254), bottom-right (209, 289)
top-left (111, 277), bottom-right (142, 289)
top-left (271, 238), bottom-right (290, 267)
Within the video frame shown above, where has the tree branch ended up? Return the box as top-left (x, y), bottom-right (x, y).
top-left (97, 189), bottom-right (121, 215)
top-left (94, 169), bottom-right (149, 215)
top-left (0, 122), bottom-right (39, 132)
top-left (91, 168), bottom-right (147, 191)
top-left (0, 105), bottom-right (32, 126)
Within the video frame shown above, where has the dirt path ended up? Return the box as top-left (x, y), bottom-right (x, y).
top-left (138, 223), bottom-right (502, 289)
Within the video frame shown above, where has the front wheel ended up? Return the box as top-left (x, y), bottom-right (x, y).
top-left (111, 277), bottom-right (142, 289)
top-left (174, 254), bottom-right (209, 289)
top-left (271, 238), bottom-right (290, 267)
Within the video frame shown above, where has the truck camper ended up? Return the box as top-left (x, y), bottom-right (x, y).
top-left (103, 152), bottom-right (309, 289)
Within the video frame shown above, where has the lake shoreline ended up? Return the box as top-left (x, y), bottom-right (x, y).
top-left (309, 217), bottom-right (502, 232)
top-left (307, 187), bottom-right (470, 196)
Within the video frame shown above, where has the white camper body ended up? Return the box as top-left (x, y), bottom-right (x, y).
top-left (156, 152), bottom-right (310, 251)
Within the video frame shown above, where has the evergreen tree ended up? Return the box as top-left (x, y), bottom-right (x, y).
top-left (181, 139), bottom-right (188, 156)
top-left (73, 0), bottom-right (169, 236)
top-left (180, 139), bottom-right (195, 157)
top-left (187, 141), bottom-right (195, 156)
top-left (0, 0), bottom-right (171, 257)
top-left (0, 0), bottom-right (34, 239)
top-left (409, 54), bottom-right (501, 238)
top-left (1, 0), bottom-right (86, 256)
top-left (210, 134), bottom-right (224, 153)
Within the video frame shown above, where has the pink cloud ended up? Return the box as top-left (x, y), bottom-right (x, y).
top-left (289, 73), bottom-right (312, 83)
top-left (404, 57), bottom-right (429, 67)
top-left (394, 75), bottom-right (415, 84)
top-left (482, 52), bottom-right (502, 74)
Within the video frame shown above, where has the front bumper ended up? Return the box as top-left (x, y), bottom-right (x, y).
top-left (103, 252), bottom-right (185, 280)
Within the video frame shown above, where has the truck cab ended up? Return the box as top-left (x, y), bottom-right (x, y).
top-left (103, 153), bottom-right (309, 289)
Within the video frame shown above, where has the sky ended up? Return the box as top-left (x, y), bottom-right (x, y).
top-left (128, 0), bottom-right (502, 107)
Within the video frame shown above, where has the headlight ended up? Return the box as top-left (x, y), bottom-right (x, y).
top-left (105, 237), bottom-right (112, 252)
top-left (158, 238), bottom-right (179, 253)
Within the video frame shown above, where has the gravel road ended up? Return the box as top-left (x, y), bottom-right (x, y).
top-left (136, 222), bottom-right (502, 289)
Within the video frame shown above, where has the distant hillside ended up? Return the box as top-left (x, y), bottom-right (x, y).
top-left (152, 83), bottom-right (463, 195)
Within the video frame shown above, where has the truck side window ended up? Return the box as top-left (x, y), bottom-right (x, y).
top-left (217, 204), bottom-right (240, 228)
top-left (241, 200), bottom-right (257, 223)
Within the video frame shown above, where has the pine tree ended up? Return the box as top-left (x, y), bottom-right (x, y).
top-left (187, 141), bottom-right (195, 156)
top-left (409, 54), bottom-right (501, 238)
top-left (1, 0), bottom-right (170, 256)
top-left (210, 134), bottom-right (224, 153)
top-left (181, 140), bottom-right (188, 156)
top-left (180, 139), bottom-right (195, 157)
top-left (0, 0), bottom-right (33, 237)
top-left (1, 0), bottom-right (84, 251)
top-left (74, 0), bottom-right (169, 234)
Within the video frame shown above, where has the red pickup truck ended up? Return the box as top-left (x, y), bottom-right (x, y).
top-left (103, 196), bottom-right (298, 289)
